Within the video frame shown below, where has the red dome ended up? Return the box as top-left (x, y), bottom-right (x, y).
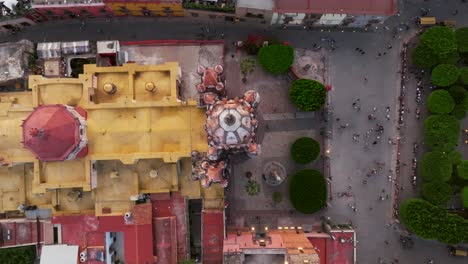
top-left (22, 105), bottom-right (87, 161)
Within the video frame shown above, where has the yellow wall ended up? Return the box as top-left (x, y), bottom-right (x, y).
top-left (106, 2), bottom-right (184, 17)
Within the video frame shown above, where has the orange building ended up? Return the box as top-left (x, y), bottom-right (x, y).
top-left (105, 0), bottom-right (184, 17)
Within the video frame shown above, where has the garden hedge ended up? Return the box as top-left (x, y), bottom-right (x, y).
top-left (289, 79), bottom-right (327, 111)
top-left (0, 246), bottom-right (36, 264)
top-left (421, 26), bottom-right (457, 59)
top-left (420, 152), bottom-right (453, 182)
top-left (448, 150), bottom-right (463, 165)
top-left (291, 137), bottom-right (320, 164)
top-left (427, 90), bottom-right (455, 114)
top-left (400, 198), bottom-right (468, 244)
top-left (258, 44), bottom-right (294, 74)
top-left (431, 64), bottom-right (460, 87)
top-left (421, 182), bottom-right (453, 206)
top-left (448, 85), bottom-right (466, 104)
top-left (459, 67), bottom-right (468, 86)
top-left (457, 160), bottom-right (468, 180)
top-left (462, 186), bottom-right (468, 208)
top-left (424, 114), bottom-right (460, 152)
top-left (412, 44), bottom-right (439, 68)
top-left (289, 169), bottom-right (327, 214)
top-left (456, 27), bottom-right (468, 54)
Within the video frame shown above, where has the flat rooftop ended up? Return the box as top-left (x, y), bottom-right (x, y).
top-left (274, 0), bottom-right (397, 15)
top-left (236, 0), bottom-right (274, 10)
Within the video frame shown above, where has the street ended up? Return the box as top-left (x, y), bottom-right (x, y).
top-left (1, 0), bottom-right (468, 263)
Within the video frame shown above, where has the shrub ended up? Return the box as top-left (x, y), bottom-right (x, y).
top-left (240, 58), bottom-right (256, 77)
top-left (289, 169), bottom-right (327, 214)
top-left (431, 64), bottom-right (460, 87)
top-left (457, 160), bottom-right (468, 180)
top-left (412, 44), bottom-right (439, 68)
top-left (400, 198), bottom-right (468, 244)
top-left (421, 182), bottom-right (453, 206)
top-left (258, 45), bottom-right (294, 74)
top-left (459, 67), bottom-right (468, 86)
top-left (289, 79), bottom-right (327, 111)
top-left (450, 104), bottom-right (466, 119)
top-left (182, 2), bottom-right (235, 13)
top-left (291, 137), bottom-right (320, 164)
top-left (424, 114), bottom-right (460, 152)
top-left (272, 191), bottom-right (283, 204)
top-left (448, 150), bottom-right (463, 165)
top-left (456, 27), bottom-right (468, 54)
top-left (420, 152), bottom-right (453, 182)
top-left (421, 26), bottom-right (457, 59)
top-left (427, 90), bottom-right (455, 114)
top-left (448, 85), bottom-right (466, 104)
top-left (245, 180), bottom-right (261, 196)
top-left (462, 186), bottom-right (468, 208)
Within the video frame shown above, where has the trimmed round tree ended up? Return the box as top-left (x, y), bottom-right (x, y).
top-left (424, 114), bottom-right (460, 152)
top-left (412, 44), bottom-right (439, 68)
top-left (289, 169), bottom-right (327, 214)
top-left (291, 137), bottom-right (320, 164)
top-left (289, 79), bottom-right (327, 111)
top-left (431, 64), bottom-right (460, 87)
top-left (420, 151), bottom-right (453, 182)
top-left (448, 85), bottom-right (466, 104)
top-left (462, 186), bottom-right (468, 208)
top-left (400, 198), bottom-right (468, 244)
top-left (421, 26), bottom-right (457, 59)
top-left (427, 90), bottom-right (455, 114)
top-left (448, 150), bottom-right (463, 165)
top-left (456, 27), bottom-right (468, 54)
top-left (456, 160), bottom-right (468, 180)
top-left (421, 182), bottom-right (453, 207)
top-left (399, 199), bottom-right (439, 240)
top-left (450, 104), bottom-right (467, 120)
top-left (258, 44), bottom-right (294, 74)
top-left (459, 67), bottom-right (468, 86)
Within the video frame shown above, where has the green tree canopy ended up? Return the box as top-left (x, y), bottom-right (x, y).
top-left (258, 45), bottom-right (294, 74)
top-left (427, 90), bottom-right (455, 114)
top-left (456, 27), bottom-right (468, 54)
top-left (456, 160), bottom-right (468, 180)
top-left (462, 186), bottom-right (468, 208)
top-left (424, 114), bottom-right (460, 152)
top-left (451, 104), bottom-right (467, 119)
top-left (459, 67), bottom-right (468, 86)
top-left (421, 26), bottom-right (457, 59)
top-left (291, 137), bottom-right (320, 164)
top-left (289, 169), bottom-right (327, 214)
top-left (448, 85), bottom-right (466, 104)
top-left (448, 150), bottom-right (463, 165)
top-left (421, 182), bottom-right (453, 207)
top-left (431, 64), bottom-right (460, 87)
top-left (289, 79), bottom-right (327, 111)
top-left (412, 44), bottom-right (439, 68)
top-left (399, 198), bottom-right (468, 244)
top-left (420, 152), bottom-right (453, 182)
top-left (0, 246), bottom-right (36, 264)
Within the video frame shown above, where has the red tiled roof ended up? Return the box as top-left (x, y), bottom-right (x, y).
top-left (154, 217), bottom-right (177, 264)
top-left (0, 221), bottom-right (44, 247)
top-left (274, 0), bottom-right (397, 15)
top-left (53, 205), bottom-right (154, 264)
top-left (22, 105), bottom-right (84, 161)
top-left (202, 210), bottom-right (224, 264)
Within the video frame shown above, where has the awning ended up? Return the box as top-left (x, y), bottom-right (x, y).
top-left (61, 41), bottom-right (90, 55)
top-left (37, 42), bottom-right (61, 59)
top-left (40, 244), bottom-right (79, 264)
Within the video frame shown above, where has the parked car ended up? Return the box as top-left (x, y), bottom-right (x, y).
top-left (449, 246), bottom-right (468, 257)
